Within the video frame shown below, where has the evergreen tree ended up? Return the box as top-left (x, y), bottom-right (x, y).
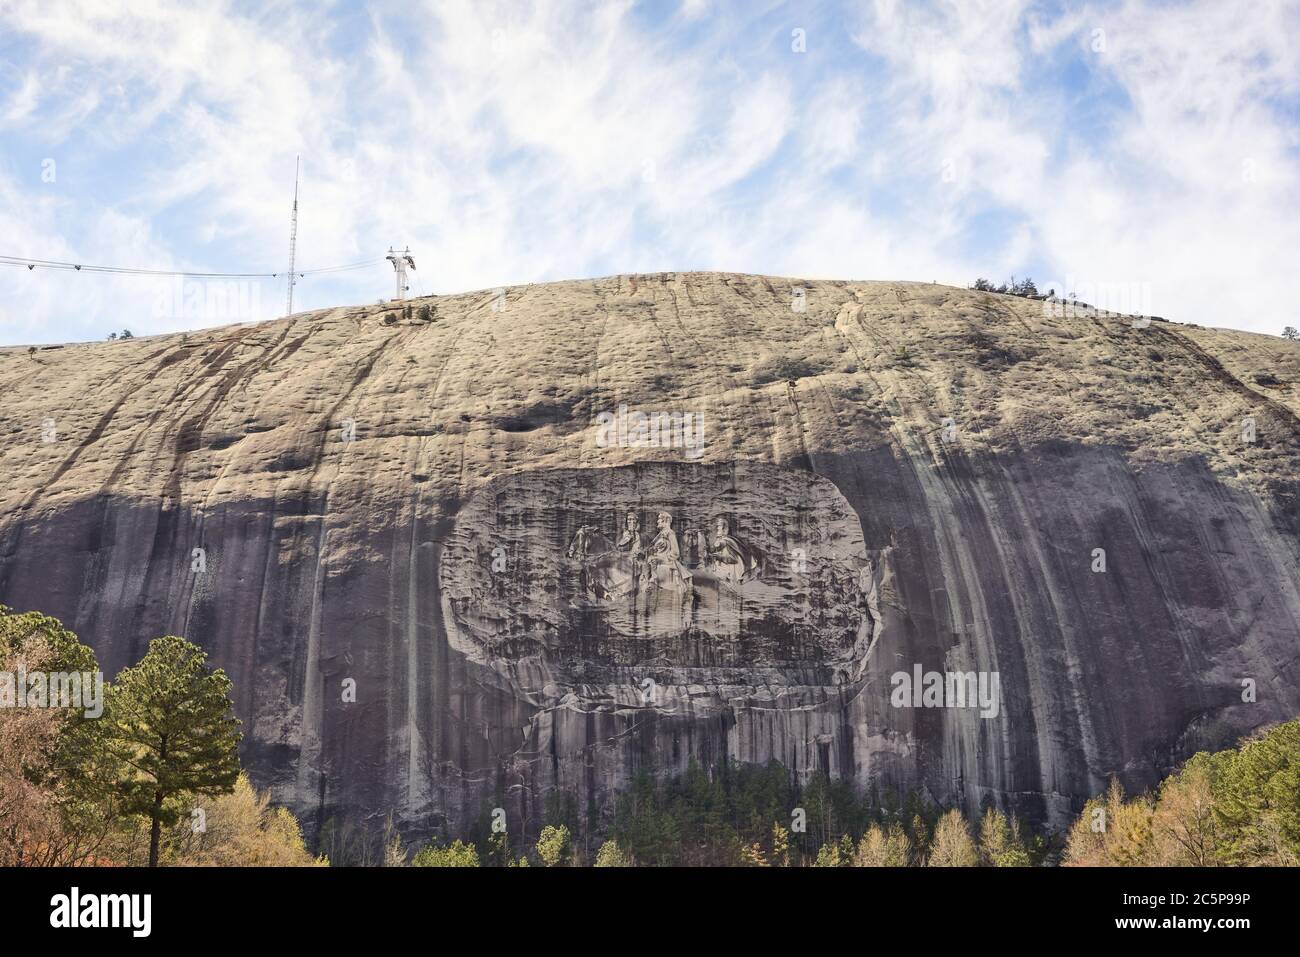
top-left (106, 635), bottom-right (242, 867)
top-left (907, 811), bottom-right (931, 864)
top-left (812, 834), bottom-right (855, 866)
top-left (977, 807), bottom-right (1030, 866)
top-left (1211, 719), bottom-right (1300, 865)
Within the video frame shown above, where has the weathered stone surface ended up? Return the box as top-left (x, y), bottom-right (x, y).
top-left (442, 462), bottom-right (876, 677)
top-left (1, 273), bottom-right (1298, 846)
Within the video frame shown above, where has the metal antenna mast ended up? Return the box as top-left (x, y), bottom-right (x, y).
top-left (386, 246), bottom-right (416, 300)
top-left (285, 156), bottom-right (300, 316)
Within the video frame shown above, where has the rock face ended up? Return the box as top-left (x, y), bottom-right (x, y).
top-left (2, 273), bottom-right (1299, 848)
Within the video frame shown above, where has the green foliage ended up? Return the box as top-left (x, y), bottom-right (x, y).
top-left (544, 790), bottom-right (580, 834)
top-left (1282, 326), bottom-right (1298, 341)
top-left (0, 605), bottom-right (97, 676)
top-left (106, 635), bottom-right (242, 866)
top-left (147, 774), bottom-right (326, 867)
top-left (1210, 719), bottom-right (1300, 865)
top-left (612, 759), bottom-right (805, 866)
top-left (536, 824), bottom-right (572, 867)
top-left (416, 304), bottom-right (434, 323)
top-left (811, 834), bottom-right (855, 866)
top-left (613, 770), bottom-right (685, 865)
top-left (971, 276), bottom-right (1039, 298)
top-left (1064, 719), bottom-right (1300, 866)
top-left (608, 759), bottom-right (955, 866)
top-left (2, 608), bottom-right (319, 868)
top-left (0, 606), bottom-right (118, 865)
top-left (907, 811), bottom-right (932, 863)
top-left (593, 839), bottom-right (631, 867)
top-left (769, 822), bottom-right (791, 867)
top-left (977, 807), bottom-right (1031, 867)
top-left (412, 839), bottom-right (480, 867)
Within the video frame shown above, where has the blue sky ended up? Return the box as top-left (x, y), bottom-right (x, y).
top-left (1, 0), bottom-right (1298, 344)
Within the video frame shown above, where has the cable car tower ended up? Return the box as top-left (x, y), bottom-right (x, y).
top-left (386, 246), bottom-right (415, 300)
top-left (285, 156), bottom-right (301, 316)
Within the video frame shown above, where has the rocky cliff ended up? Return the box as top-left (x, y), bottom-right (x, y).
top-left (2, 273), bottom-right (1298, 847)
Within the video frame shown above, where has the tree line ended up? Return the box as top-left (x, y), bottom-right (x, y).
top-left (405, 722), bottom-right (1299, 867)
top-left (5, 605), bottom-right (1295, 867)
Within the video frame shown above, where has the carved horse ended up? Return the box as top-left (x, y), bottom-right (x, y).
top-left (567, 525), bottom-right (639, 600)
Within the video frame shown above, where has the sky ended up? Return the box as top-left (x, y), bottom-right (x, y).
top-left (0, 0), bottom-right (1298, 345)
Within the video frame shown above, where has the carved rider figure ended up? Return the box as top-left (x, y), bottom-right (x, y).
top-left (706, 515), bottom-right (755, 584)
top-left (642, 511), bottom-right (692, 592)
top-left (616, 512), bottom-right (642, 554)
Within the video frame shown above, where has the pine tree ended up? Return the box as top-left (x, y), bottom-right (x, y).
top-left (978, 806), bottom-right (1031, 866)
top-left (908, 812), bottom-right (931, 864)
top-left (812, 834), bottom-right (855, 866)
top-left (106, 635), bottom-right (242, 867)
top-left (1211, 719), bottom-right (1300, 865)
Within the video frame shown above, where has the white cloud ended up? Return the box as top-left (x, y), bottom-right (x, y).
top-left (0, 0), bottom-right (1297, 343)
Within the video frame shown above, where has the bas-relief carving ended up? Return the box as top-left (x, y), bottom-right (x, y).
top-left (567, 510), bottom-right (764, 637)
top-left (440, 463), bottom-right (881, 701)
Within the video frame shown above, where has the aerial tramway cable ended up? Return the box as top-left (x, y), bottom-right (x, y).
top-left (0, 254), bottom-right (384, 279)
